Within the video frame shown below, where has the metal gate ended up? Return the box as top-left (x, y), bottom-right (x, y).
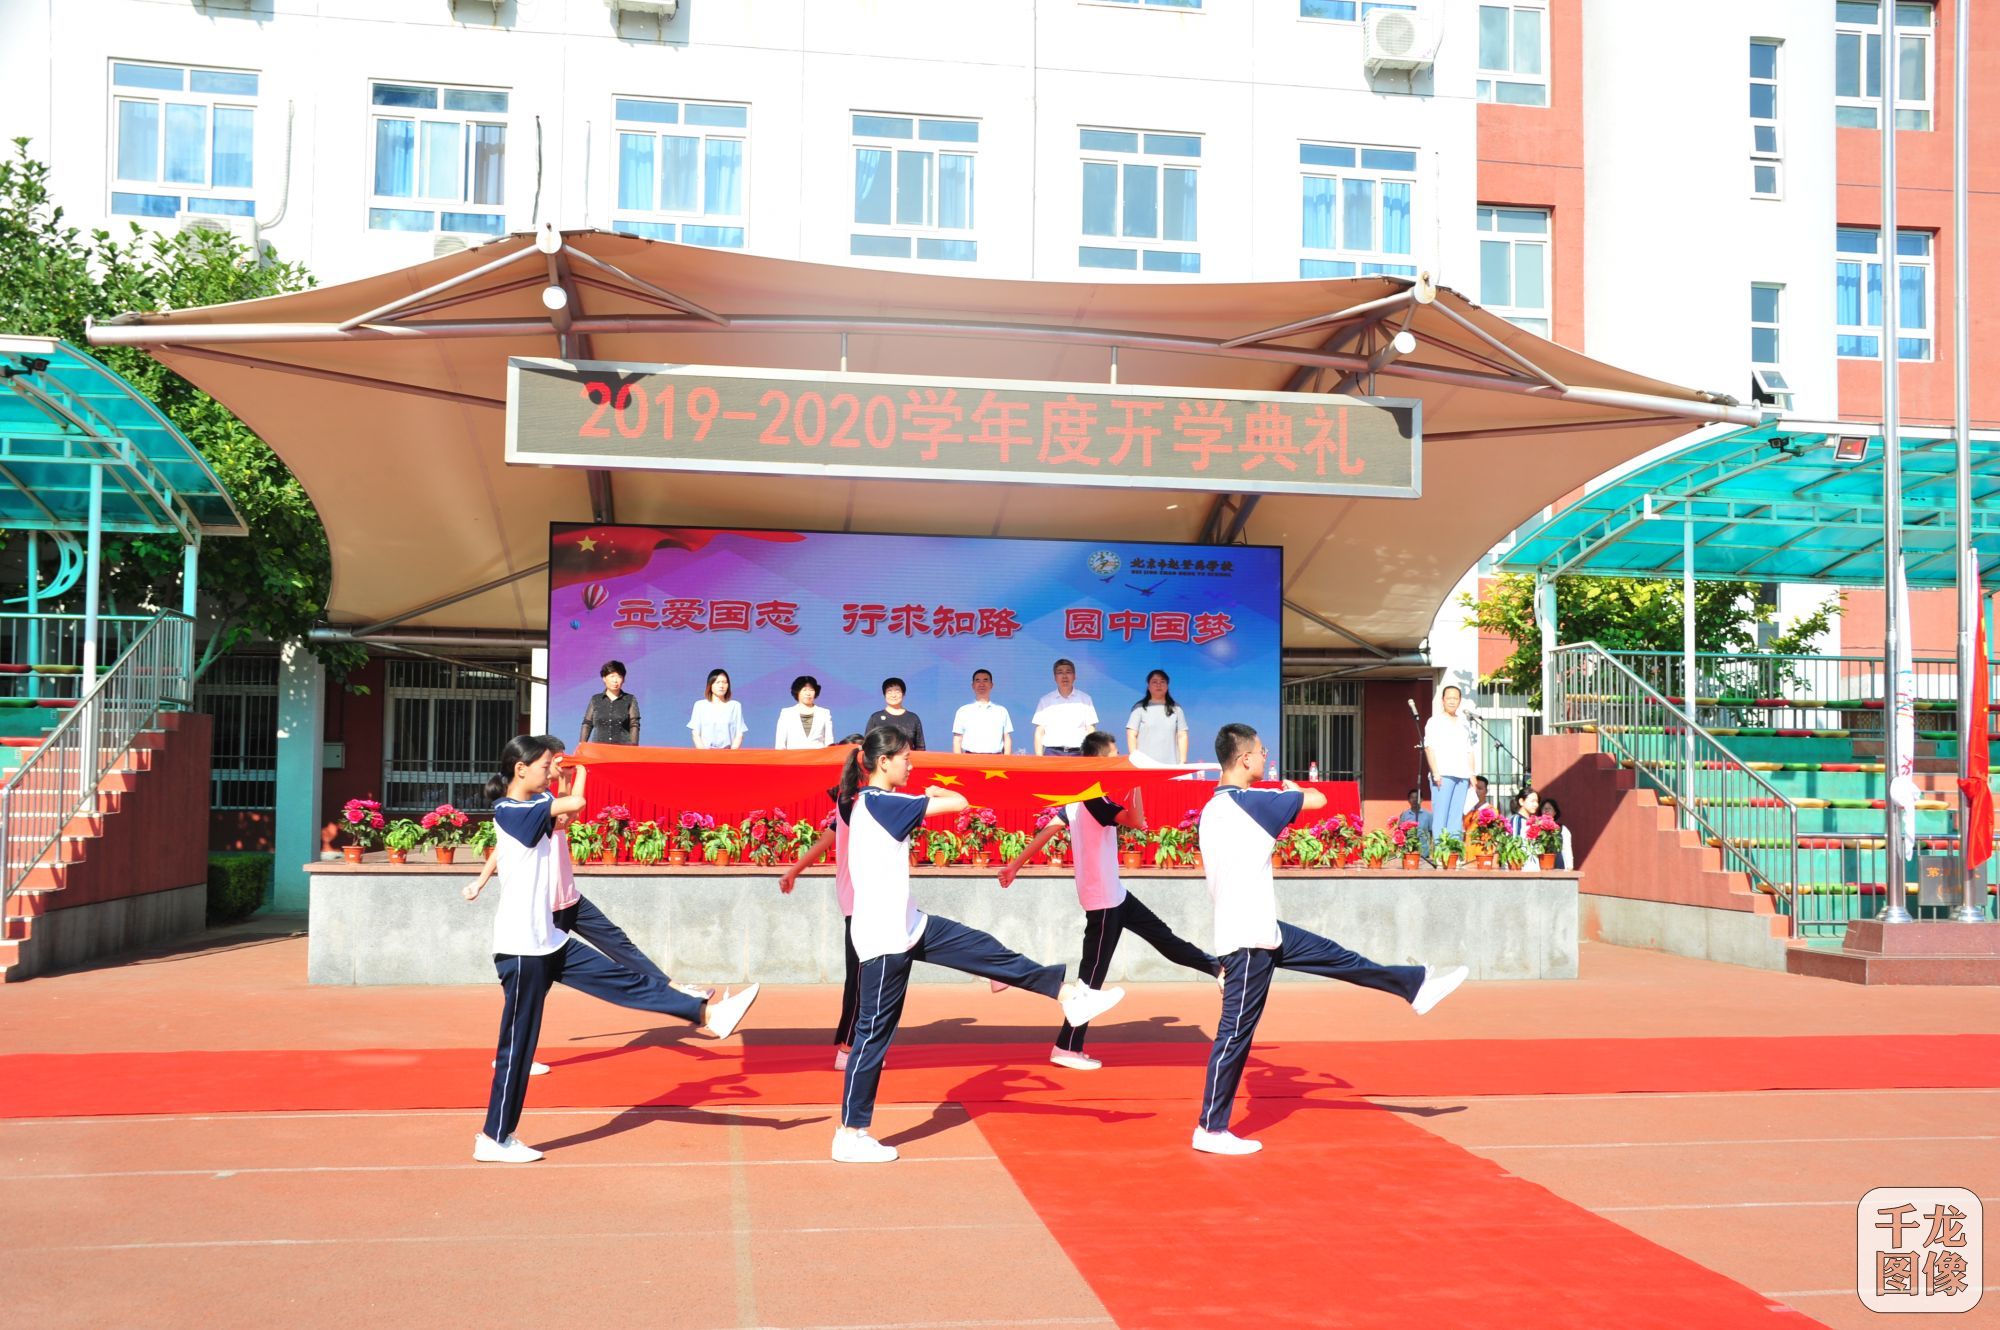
top-left (384, 660), bottom-right (521, 812)
top-left (1279, 678), bottom-right (1362, 781)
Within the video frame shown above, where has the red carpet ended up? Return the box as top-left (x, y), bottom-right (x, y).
top-left (968, 1101), bottom-right (1819, 1329)
top-left (3, 1033), bottom-right (1995, 1118)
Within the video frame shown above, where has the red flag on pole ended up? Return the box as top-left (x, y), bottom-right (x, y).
top-left (1958, 603), bottom-right (1994, 872)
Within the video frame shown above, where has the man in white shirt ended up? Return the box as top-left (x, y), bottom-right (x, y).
top-left (1033, 658), bottom-right (1098, 756)
top-left (1423, 685), bottom-right (1478, 845)
top-left (1192, 721), bottom-right (1468, 1157)
top-left (952, 668), bottom-right (1014, 755)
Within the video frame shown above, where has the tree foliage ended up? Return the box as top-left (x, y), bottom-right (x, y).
top-left (1462, 572), bottom-right (1841, 704)
top-left (0, 139), bottom-right (362, 677)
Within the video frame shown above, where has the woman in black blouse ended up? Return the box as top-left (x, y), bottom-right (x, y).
top-left (580, 659), bottom-right (642, 745)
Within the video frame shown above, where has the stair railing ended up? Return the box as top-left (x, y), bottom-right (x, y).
top-left (1548, 641), bottom-right (1799, 935)
top-left (0, 611), bottom-right (193, 912)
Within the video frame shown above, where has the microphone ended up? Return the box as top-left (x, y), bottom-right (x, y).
top-left (1407, 699), bottom-right (1420, 718)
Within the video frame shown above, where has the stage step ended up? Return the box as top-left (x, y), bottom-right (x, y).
top-left (1786, 921), bottom-right (2000, 985)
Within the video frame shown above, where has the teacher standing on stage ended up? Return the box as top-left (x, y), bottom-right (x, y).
top-left (688, 667), bottom-right (747, 749)
top-left (579, 660), bottom-right (641, 746)
top-left (1033, 658), bottom-right (1098, 756)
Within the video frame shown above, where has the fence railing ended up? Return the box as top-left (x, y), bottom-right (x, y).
top-left (0, 611), bottom-right (193, 911)
top-left (1605, 650), bottom-right (1988, 741)
top-left (1549, 641), bottom-right (1800, 932)
top-left (0, 613), bottom-right (158, 700)
top-left (1792, 833), bottom-right (1997, 936)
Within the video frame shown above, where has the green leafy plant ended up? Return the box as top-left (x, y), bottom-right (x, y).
top-left (1117, 825), bottom-right (1148, 856)
top-left (1494, 830), bottom-right (1531, 871)
top-left (1432, 829), bottom-right (1465, 863)
top-left (383, 818), bottom-right (425, 855)
top-left (469, 820), bottom-right (497, 853)
top-left (924, 827), bottom-right (962, 866)
top-left (629, 820), bottom-right (666, 866)
top-left (206, 852), bottom-right (270, 923)
top-left (701, 819), bottom-right (745, 862)
top-left (567, 819), bottom-right (603, 862)
top-left (996, 828), bottom-right (1030, 864)
top-left (1151, 823), bottom-right (1194, 868)
top-left (1359, 826), bottom-right (1397, 865)
top-left (789, 818), bottom-right (820, 857)
top-left (1278, 827), bottom-right (1326, 867)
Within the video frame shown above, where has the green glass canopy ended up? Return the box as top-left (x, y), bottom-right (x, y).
top-left (0, 336), bottom-right (244, 542)
top-left (1498, 420), bottom-right (2000, 587)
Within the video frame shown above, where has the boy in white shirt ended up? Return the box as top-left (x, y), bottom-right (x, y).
top-left (1000, 731), bottom-right (1218, 1070)
top-left (1193, 722), bottom-right (1469, 1157)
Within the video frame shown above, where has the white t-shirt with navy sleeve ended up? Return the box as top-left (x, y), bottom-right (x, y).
top-left (490, 792), bottom-right (570, 957)
top-left (829, 786), bottom-right (856, 918)
top-left (1198, 786), bottom-right (1305, 953)
top-left (847, 787), bottom-right (932, 962)
top-left (1057, 796), bottom-right (1126, 911)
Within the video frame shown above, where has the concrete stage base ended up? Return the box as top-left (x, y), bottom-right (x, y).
top-left (4, 882), bottom-right (207, 982)
top-left (1579, 893), bottom-right (1792, 973)
top-left (304, 863), bottom-right (1578, 986)
top-left (1786, 919), bottom-right (2000, 985)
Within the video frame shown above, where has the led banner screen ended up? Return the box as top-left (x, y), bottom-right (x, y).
top-left (548, 525), bottom-right (1282, 762)
top-left (509, 359), bottom-right (1421, 499)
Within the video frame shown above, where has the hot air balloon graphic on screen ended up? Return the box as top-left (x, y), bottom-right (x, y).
top-left (581, 582), bottom-right (607, 612)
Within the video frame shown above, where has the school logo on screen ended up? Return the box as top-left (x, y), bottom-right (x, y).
top-left (1086, 550), bottom-right (1122, 578)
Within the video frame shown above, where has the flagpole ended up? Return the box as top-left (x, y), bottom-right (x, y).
top-left (1880, 0), bottom-right (1912, 924)
top-left (1953, 0), bottom-right (1984, 923)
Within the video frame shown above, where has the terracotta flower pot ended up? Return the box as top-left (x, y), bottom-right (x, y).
top-left (1119, 850), bottom-right (1142, 868)
top-left (342, 845), bottom-right (365, 864)
top-left (599, 844), bottom-right (618, 865)
top-left (1539, 853), bottom-right (1557, 870)
top-left (709, 850), bottom-right (734, 867)
top-left (972, 851), bottom-right (991, 868)
top-left (482, 846), bottom-right (494, 861)
top-left (1271, 851), bottom-right (1285, 868)
top-left (1366, 854), bottom-right (1386, 869)
top-left (1400, 853), bottom-right (1421, 870)
top-left (1474, 852), bottom-right (1498, 870)
top-left (385, 848), bottom-right (407, 865)
top-left (434, 847), bottom-right (456, 865)
top-left (666, 848), bottom-right (687, 867)
top-left (1442, 853), bottom-right (1460, 870)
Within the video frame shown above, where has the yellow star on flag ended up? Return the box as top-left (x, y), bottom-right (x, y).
top-left (578, 536), bottom-right (597, 552)
top-left (980, 770), bottom-right (1010, 781)
top-left (932, 774), bottom-right (963, 787)
top-left (1034, 782), bottom-right (1108, 805)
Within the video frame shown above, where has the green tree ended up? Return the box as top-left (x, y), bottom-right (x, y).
top-left (0, 139), bottom-right (362, 677)
top-left (1462, 572), bottom-right (1841, 705)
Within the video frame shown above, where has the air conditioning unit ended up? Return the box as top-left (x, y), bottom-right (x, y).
top-left (607, 0), bottom-right (679, 17)
top-left (1364, 9), bottom-right (1440, 75)
top-left (176, 210), bottom-right (260, 249)
top-left (433, 234), bottom-right (472, 258)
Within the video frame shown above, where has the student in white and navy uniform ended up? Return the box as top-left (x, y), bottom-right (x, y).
top-left (831, 725), bottom-right (1128, 1164)
top-left (463, 735), bottom-right (761, 1164)
top-left (1192, 722), bottom-right (1470, 1157)
top-left (778, 735), bottom-right (869, 1070)
top-left (1001, 730), bottom-right (1218, 1071)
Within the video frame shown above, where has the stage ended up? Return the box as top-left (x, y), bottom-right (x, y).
top-left (303, 861), bottom-right (1578, 986)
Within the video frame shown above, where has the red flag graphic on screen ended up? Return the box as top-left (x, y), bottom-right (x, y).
top-left (550, 526), bottom-right (806, 589)
top-left (1958, 604), bottom-right (1994, 872)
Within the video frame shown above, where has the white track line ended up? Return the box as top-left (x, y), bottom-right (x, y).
top-left (1468, 1133), bottom-right (2000, 1150)
top-left (1597, 1196), bottom-right (2000, 1214)
top-left (0, 1155), bottom-right (994, 1182)
top-left (0, 1105), bottom-right (952, 1127)
top-left (1763, 1286), bottom-right (1999, 1299)
top-left (1375, 1086), bottom-right (2000, 1105)
top-left (20, 1222), bottom-right (1039, 1255)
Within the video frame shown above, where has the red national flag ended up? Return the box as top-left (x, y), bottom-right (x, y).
top-left (1959, 607), bottom-right (1994, 872)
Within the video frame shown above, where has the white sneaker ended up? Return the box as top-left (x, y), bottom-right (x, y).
top-left (1059, 983), bottom-right (1125, 1030)
top-left (492, 1059), bottom-right (550, 1076)
top-left (1191, 1128), bottom-right (1262, 1156)
top-left (831, 1129), bottom-right (898, 1163)
top-left (989, 978), bottom-right (1009, 993)
top-left (833, 1047), bottom-right (850, 1071)
top-left (705, 983), bottom-right (761, 1039)
top-left (1412, 963), bottom-right (1469, 1016)
top-left (473, 1132), bottom-right (544, 1163)
top-left (1050, 1047), bottom-right (1101, 1071)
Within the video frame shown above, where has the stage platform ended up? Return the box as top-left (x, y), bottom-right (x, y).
top-left (303, 862), bottom-right (1578, 985)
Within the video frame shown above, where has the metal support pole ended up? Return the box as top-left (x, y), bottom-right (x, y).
top-left (81, 466), bottom-right (103, 772)
top-left (1683, 517), bottom-right (1696, 832)
top-left (1952, 1), bottom-right (1984, 923)
top-left (1535, 576), bottom-right (1558, 721)
top-left (181, 535), bottom-right (200, 688)
top-left (25, 530), bottom-right (39, 702)
top-left (1880, 1), bottom-right (1912, 923)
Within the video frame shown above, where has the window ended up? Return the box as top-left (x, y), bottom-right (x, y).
top-left (1749, 283), bottom-right (1793, 410)
top-left (385, 660), bottom-right (520, 813)
top-left (1835, 227), bottom-right (1932, 360)
top-left (850, 113), bottom-right (978, 262)
top-left (1750, 39), bottom-right (1781, 197)
top-left (1476, 206), bottom-right (1550, 336)
top-left (611, 98), bottom-right (746, 249)
top-left (194, 655), bottom-right (278, 811)
top-left (1099, 0), bottom-right (1203, 7)
top-left (1079, 128), bottom-right (1200, 273)
top-left (1476, 3), bottom-right (1548, 107)
top-left (1835, 2), bottom-right (1933, 130)
top-left (367, 81), bottom-right (508, 235)
top-left (109, 61), bottom-right (257, 219)
top-left (1299, 144), bottom-right (1416, 279)
top-left (1299, 1), bottom-right (1414, 20)
top-left (1280, 678), bottom-right (1362, 782)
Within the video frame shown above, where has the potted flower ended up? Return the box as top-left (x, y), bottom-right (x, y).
top-left (630, 819), bottom-right (667, 866)
top-left (1033, 808), bottom-right (1069, 865)
top-left (1311, 814), bottom-right (1360, 867)
top-left (1151, 822), bottom-right (1194, 869)
top-left (817, 808), bottom-right (840, 862)
top-left (1494, 829), bottom-right (1531, 871)
top-left (1283, 827), bottom-right (1328, 869)
top-left (1117, 824), bottom-right (1147, 869)
top-left (470, 819), bottom-right (497, 861)
top-left (1177, 807), bottom-right (1203, 868)
top-left (741, 809), bottom-right (787, 867)
top-left (924, 827), bottom-right (962, 868)
top-left (956, 806), bottom-right (1002, 867)
top-left (1390, 819), bottom-right (1423, 870)
top-left (701, 818), bottom-right (745, 866)
top-left (339, 797), bottom-right (385, 862)
top-left (421, 803), bottom-right (470, 864)
top-left (568, 818), bottom-right (603, 865)
top-left (1432, 829), bottom-right (1464, 871)
top-left (596, 804), bottom-right (632, 865)
top-left (996, 828), bottom-right (1030, 869)
top-left (1527, 814), bottom-right (1563, 869)
top-left (1359, 825), bottom-right (1396, 868)
top-left (383, 817), bottom-right (424, 865)
top-left (1467, 805), bottom-right (1504, 869)
top-left (790, 818), bottom-right (821, 863)
top-left (669, 811), bottom-right (712, 867)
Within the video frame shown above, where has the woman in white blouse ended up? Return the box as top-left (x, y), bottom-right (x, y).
top-left (687, 667), bottom-right (747, 749)
top-left (775, 675), bottom-right (835, 749)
